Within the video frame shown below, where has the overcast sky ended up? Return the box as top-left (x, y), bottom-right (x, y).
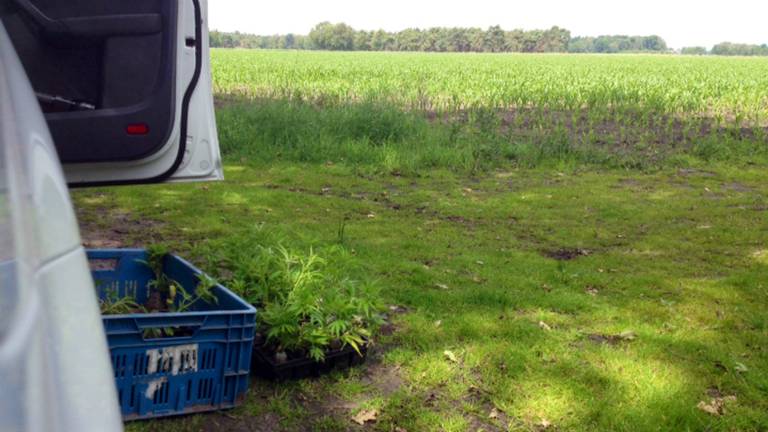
top-left (209, 0), bottom-right (767, 49)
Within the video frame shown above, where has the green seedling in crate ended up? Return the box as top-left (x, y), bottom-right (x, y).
top-left (96, 246), bottom-right (221, 338)
top-left (99, 287), bottom-right (142, 315)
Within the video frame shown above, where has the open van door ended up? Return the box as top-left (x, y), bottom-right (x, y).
top-left (2, 0), bottom-right (222, 186)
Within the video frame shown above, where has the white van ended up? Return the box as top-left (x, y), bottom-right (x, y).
top-left (0, 1), bottom-right (221, 430)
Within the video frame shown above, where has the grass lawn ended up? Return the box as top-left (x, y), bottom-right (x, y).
top-left (74, 161), bottom-right (768, 431)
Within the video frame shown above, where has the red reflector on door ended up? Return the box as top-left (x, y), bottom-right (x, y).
top-left (126, 124), bottom-right (149, 135)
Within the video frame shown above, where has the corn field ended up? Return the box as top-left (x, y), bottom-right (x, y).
top-left (212, 50), bottom-right (768, 120)
top-left (212, 49), bottom-right (768, 170)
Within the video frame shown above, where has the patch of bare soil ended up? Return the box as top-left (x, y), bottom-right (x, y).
top-left (361, 361), bottom-right (404, 396)
top-left (677, 168), bottom-right (717, 178)
top-left (721, 182), bottom-right (753, 193)
top-left (615, 178), bottom-right (641, 188)
top-left (77, 208), bottom-right (163, 249)
top-left (200, 412), bottom-right (281, 432)
top-left (298, 357), bottom-right (404, 431)
top-left (426, 107), bottom-right (768, 154)
top-left (213, 94), bottom-right (259, 109)
top-left (266, 183), bottom-right (408, 214)
top-left (194, 408), bottom-right (282, 432)
top-left (586, 331), bottom-right (637, 346)
top-left (544, 248), bottom-right (591, 261)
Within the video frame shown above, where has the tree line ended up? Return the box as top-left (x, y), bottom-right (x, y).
top-left (681, 43), bottom-right (768, 56)
top-left (210, 22), bottom-right (767, 56)
top-left (210, 22), bottom-right (667, 53)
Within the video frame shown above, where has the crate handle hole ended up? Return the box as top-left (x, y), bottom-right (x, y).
top-left (89, 258), bottom-right (119, 271)
top-left (142, 325), bottom-right (199, 340)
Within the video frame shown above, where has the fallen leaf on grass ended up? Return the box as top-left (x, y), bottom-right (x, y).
top-left (734, 362), bottom-right (749, 373)
top-left (618, 331), bottom-right (636, 341)
top-left (697, 402), bottom-right (719, 416)
top-left (536, 418), bottom-right (553, 430)
top-left (434, 320), bottom-right (442, 327)
top-left (488, 407), bottom-right (500, 419)
top-left (585, 286), bottom-right (599, 296)
top-left (435, 283), bottom-right (449, 290)
top-left (352, 409), bottom-right (378, 425)
top-left (538, 321), bottom-right (552, 331)
top-left (660, 298), bottom-right (675, 307)
top-left (444, 350), bottom-right (458, 363)
top-left (697, 395), bottom-right (736, 416)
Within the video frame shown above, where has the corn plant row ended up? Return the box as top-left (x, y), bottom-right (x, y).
top-left (212, 50), bottom-right (768, 126)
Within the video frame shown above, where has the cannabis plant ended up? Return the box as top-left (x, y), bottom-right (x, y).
top-left (227, 244), bottom-right (383, 362)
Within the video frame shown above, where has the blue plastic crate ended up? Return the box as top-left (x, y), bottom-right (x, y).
top-left (87, 249), bottom-right (256, 421)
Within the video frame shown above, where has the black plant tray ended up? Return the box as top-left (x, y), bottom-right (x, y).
top-left (252, 344), bottom-right (368, 380)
